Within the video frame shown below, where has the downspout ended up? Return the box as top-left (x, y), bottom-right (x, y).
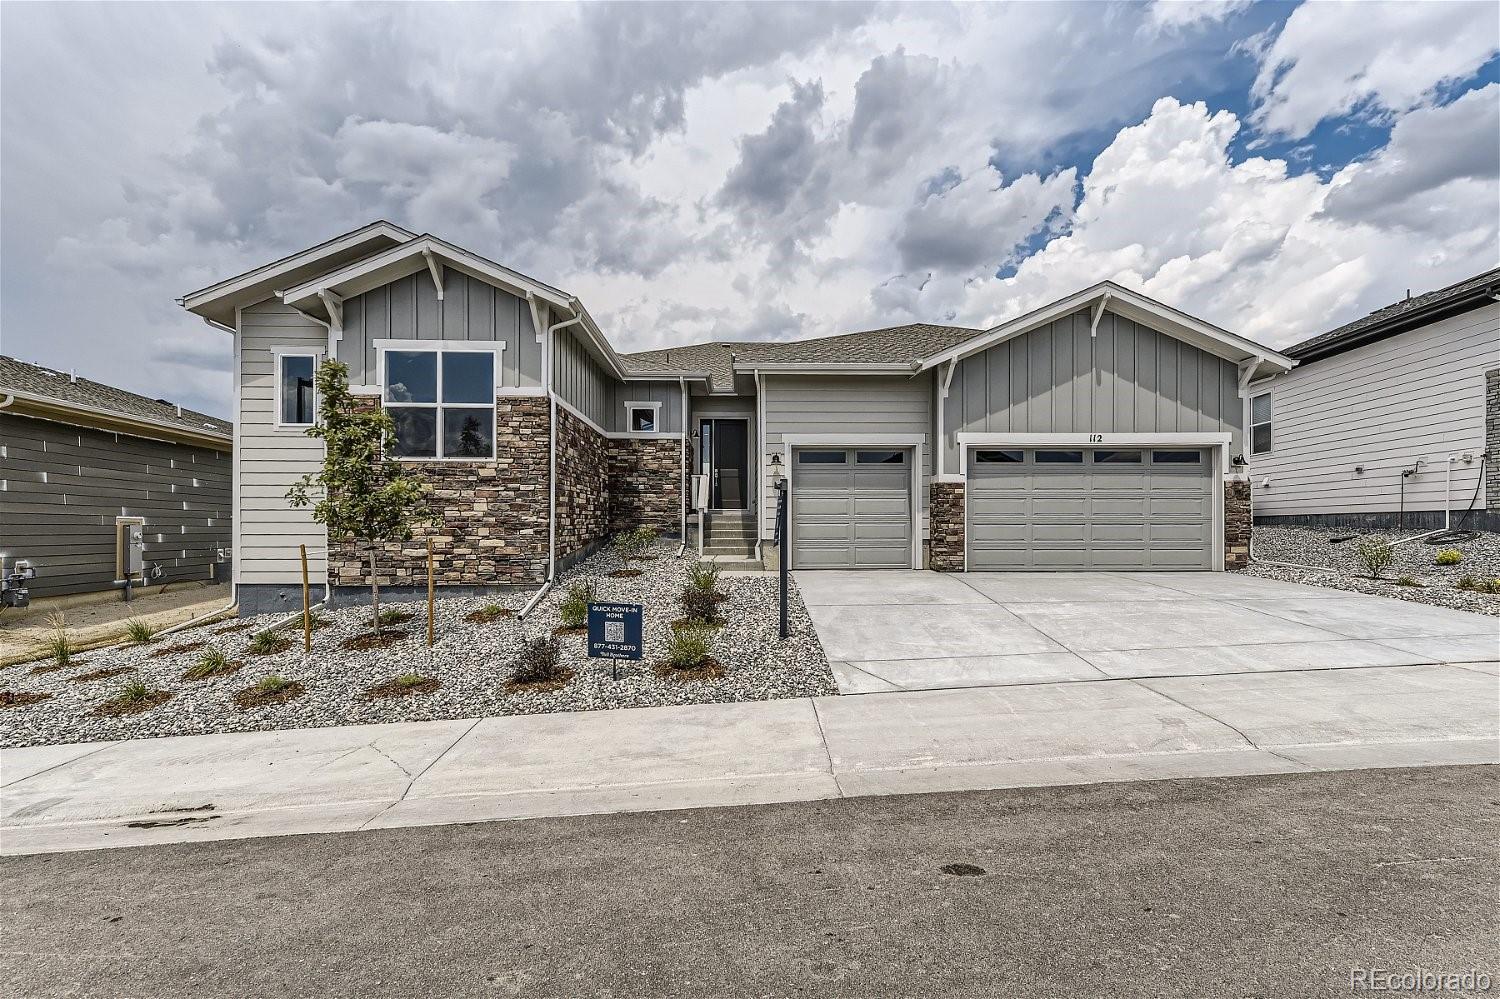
top-left (521, 308), bottom-right (583, 619)
top-left (753, 369), bottom-right (765, 563)
top-left (677, 375), bottom-right (688, 556)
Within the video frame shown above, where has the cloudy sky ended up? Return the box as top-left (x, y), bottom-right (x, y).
top-left (2, 0), bottom-right (1497, 419)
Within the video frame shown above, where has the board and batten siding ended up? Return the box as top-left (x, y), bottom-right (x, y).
top-left (237, 301), bottom-right (329, 584)
top-left (941, 306), bottom-right (1244, 470)
top-left (337, 267), bottom-right (543, 390)
top-left (0, 412), bottom-right (230, 598)
top-left (760, 375), bottom-right (932, 541)
top-left (1250, 303), bottom-right (1499, 517)
top-left (552, 326), bottom-right (615, 430)
top-left (610, 380), bottom-right (684, 433)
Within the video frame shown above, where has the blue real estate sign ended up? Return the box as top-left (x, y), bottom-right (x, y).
top-left (587, 602), bottom-right (643, 662)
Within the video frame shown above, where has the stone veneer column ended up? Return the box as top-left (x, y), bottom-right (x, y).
top-left (553, 405), bottom-right (611, 559)
top-left (331, 396), bottom-right (551, 587)
top-left (608, 437), bottom-right (684, 534)
top-left (1224, 478), bottom-right (1251, 570)
top-left (929, 482), bottom-right (965, 572)
top-left (1486, 368), bottom-right (1499, 511)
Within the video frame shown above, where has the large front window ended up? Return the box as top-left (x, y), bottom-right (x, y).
top-left (383, 348), bottom-right (496, 459)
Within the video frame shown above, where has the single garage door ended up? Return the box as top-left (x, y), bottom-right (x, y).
top-left (967, 447), bottom-right (1213, 571)
top-left (792, 447), bottom-right (912, 568)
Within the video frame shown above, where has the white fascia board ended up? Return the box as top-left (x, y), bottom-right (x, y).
top-left (920, 281), bottom-right (1295, 374)
top-left (620, 370), bottom-right (712, 383)
top-left (782, 433), bottom-right (926, 447)
top-left (955, 431), bottom-right (1231, 446)
top-left (731, 362), bottom-right (915, 374)
top-left (180, 221), bottom-right (414, 314)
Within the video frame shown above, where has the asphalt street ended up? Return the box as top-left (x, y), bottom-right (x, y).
top-left (3, 766), bottom-right (1496, 999)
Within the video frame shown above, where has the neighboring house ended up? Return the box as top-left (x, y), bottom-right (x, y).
top-left (1248, 267), bottom-right (1500, 533)
top-left (182, 222), bottom-right (1294, 613)
top-left (0, 356), bottom-right (232, 599)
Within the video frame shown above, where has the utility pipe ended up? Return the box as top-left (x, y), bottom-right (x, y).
top-left (1246, 475), bottom-right (1337, 574)
top-left (521, 308), bottom-right (583, 619)
top-left (677, 375), bottom-right (688, 557)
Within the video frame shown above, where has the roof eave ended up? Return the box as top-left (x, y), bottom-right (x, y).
top-left (3, 391), bottom-right (232, 448)
top-left (730, 362), bottom-right (918, 374)
top-left (1287, 285), bottom-right (1500, 364)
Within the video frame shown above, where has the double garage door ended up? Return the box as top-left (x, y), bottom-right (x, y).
top-left (967, 447), bottom-right (1213, 571)
top-left (791, 448), bottom-right (912, 568)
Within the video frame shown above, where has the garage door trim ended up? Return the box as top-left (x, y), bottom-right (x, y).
top-left (955, 432), bottom-right (1230, 572)
top-left (783, 433), bottom-right (923, 570)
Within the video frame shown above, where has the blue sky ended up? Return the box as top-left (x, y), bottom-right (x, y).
top-left (1, 0), bottom-right (1496, 418)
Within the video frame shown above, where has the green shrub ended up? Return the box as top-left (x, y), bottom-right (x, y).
top-left (1434, 549), bottom-right (1464, 566)
top-left (612, 525), bottom-right (660, 562)
top-left (123, 618), bottom-right (159, 645)
top-left (687, 562), bottom-right (722, 593)
top-left (184, 648), bottom-right (233, 679)
top-left (680, 585), bottom-right (721, 624)
top-left (559, 582), bottom-right (593, 629)
top-left (394, 672), bottom-right (429, 689)
top-left (116, 678), bottom-right (151, 704)
top-left (1355, 536), bottom-right (1394, 579)
top-left (43, 627), bottom-right (76, 668)
top-left (1455, 575), bottom-right (1500, 595)
top-left (510, 636), bottom-right (564, 685)
top-left (1395, 576), bottom-right (1423, 588)
top-left (377, 608), bottom-right (411, 627)
top-left (246, 629), bottom-right (286, 655)
top-left (665, 625), bottom-right (713, 671)
top-left (253, 674), bottom-right (293, 696)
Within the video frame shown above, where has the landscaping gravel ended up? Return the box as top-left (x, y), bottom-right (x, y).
top-left (0, 540), bottom-right (834, 749)
top-left (1245, 526), bottom-right (1500, 617)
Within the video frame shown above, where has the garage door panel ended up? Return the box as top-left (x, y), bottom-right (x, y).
top-left (968, 447), bottom-right (1213, 571)
top-left (792, 447), bottom-right (911, 569)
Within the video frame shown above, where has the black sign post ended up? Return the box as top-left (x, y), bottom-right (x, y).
top-left (587, 602), bottom-right (643, 679)
top-left (775, 479), bottom-right (789, 640)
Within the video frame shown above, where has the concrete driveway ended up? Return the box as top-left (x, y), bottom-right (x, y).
top-left (795, 570), bottom-right (1499, 693)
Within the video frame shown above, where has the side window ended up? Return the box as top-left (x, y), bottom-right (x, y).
top-left (625, 403), bottom-right (659, 433)
top-left (277, 354), bottom-right (317, 427)
top-left (1250, 392), bottom-right (1272, 455)
top-left (382, 348), bottom-right (496, 460)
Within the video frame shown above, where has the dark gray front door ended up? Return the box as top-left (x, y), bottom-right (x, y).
top-left (967, 447), bottom-right (1213, 570)
top-left (792, 447), bottom-right (912, 568)
top-left (701, 419), bottom-right (748, 509)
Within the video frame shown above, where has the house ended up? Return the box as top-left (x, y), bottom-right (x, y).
top-left (1248, 267), bottom-right (1500, 533)
top-left (0, 355), bottom-right (232, 600)
top-left (181, 222), bottom-right (1295, 614)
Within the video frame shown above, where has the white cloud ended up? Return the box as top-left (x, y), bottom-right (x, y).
top-left (1250, 0), bottom-right (1500, 138)
top-left (1145, 0), bottom-right (1253, 34)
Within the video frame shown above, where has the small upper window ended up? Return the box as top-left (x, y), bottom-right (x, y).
top-left (278, 354), bottom-right (317, 427)
top-left (798, 450), bottom-right (846, 464)
top-left (1153, 450), bottom-right (1202, 464)
top-left (1092, 450), bottom-right (1142, 464)
top-left (974, 450), bottom-right (1024, 464)
top-left (857, 450), bottom-right (904, 464)
top-left (1250, 392), bottom-right (1272, 455)
top-left (625, 403), bottom-right (659, 433)
top-left (1036, 450), bottom-right (1084, 464)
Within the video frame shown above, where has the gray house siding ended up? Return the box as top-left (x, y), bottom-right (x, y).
top-left (941, 307), bottom-right (1243, 469)
top-left (337, 267), bottom-right (542, 389)
top-left (0, 412), bottom-right (230, 598)
top-left (553, 326), bottom-right (615, 429)
top-left (1251, 302), bottom-right (1498, 523)
top-left (760, 375), bottom-right (932, 542)
top-left (611, 380), bottom-right (684, 433)
top-left (237, 300), bottom-right (330, 586)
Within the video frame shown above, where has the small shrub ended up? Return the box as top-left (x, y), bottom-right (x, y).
top-left (1355, 535), bottom-right (1394, 579)
top-left (680, 585), bottom-right (721, 625)
top-left (613, 530), bottom-right (648, 562)
top-left (123, 618), bottom-right (159, 645)
top-left (183, 647), bottom-right (235, 680)
top-left (117, 678), bottom-right (151, 704)
top-left (664, 625), bottom-right (713, 671)
top-left (509, 636), bottom-right (566, 686)
top-left (394, 672), bottom-right (428, 689)
top-left (558, 582), bottom-right (593, 630)
top-left (253, 674), bottom-right (292, 696)
top-left (466, 603), bottom-right (514, 624)
top-left (43, 618), bottom-right (75, 668)
top-left (233, 673), bottom-right (305, 709)
top-left (246, 629), bottom-right (291, 655)
top-left (687, 562), bottom-right (722, 593)
top-left (93, 679), bottom-right (173, 717)
top-left (1395, 576), bottom-right (1423, 588)
top-left (1434, 549), bottom-right (1464, 566)
top-left (364, 673), bottom-right (441, 699)
top-left (1455, 575), bottom-right (1500, 595)
top-left (377, 608), bottom-right (412, 627)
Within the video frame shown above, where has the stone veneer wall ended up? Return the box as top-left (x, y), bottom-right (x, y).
top-left (1224, 478), bottom-right (1251, 570)
top-left (555, 404), bottom-right (611, 559)
top-left (929, 482), bottom-right (965, 572)
top-left (608, 437), bottom-right (684, 534)
top-left (1487, 368), bottom-right (1499, 512)
top-left (331, 396), bottom-right (550, 587)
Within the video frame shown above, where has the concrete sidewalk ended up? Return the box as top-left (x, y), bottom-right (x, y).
top-left (4, 661), bottom-right (1496, 855)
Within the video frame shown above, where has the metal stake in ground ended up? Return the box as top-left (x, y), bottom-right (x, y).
top-left (426, 539), bottom-right (435, 648)
top-left (299, 544), bottom-right (311, 654)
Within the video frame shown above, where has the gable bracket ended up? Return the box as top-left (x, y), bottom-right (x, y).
top-left (1089, 291), bottom-right (1112, 338)
top-left (317, 289), bottom-right (344, 341)
top-left (1236, 357), bottom-right (1263, 397)
top-left (422, 248), bottom-right (444, 301)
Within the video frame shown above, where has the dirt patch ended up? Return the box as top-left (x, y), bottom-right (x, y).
top-left (940, 863), bottom-right (987, 877)
top-left (233, 680), bottom-right (306, 710)
top-left (342, 630), bottom-right (408, 651)
top-left (465, 607), bottom-right (516, 624)
top-left (504, 668), bottom-right (575, 694)
top-left (151, 641), bottom-right (207, 659)
top-left (92, 689), bottom-right (174, 717)
top-left (551, 625), bottom-right (588, 637)
top-left (28, 662), bottom-right (74, 675)
top-left (608, 569), bottom-right (644, 578)
top-left (363, 676), bottom-right (443, 700)
top-left (653, 657), bottom-right (727, 682)
top-left (69, 666), bottom-right (137, 683)
top-left (215, 623), bottom-right (253, 634)
top-left (0, 690), bottom-right (52, 708)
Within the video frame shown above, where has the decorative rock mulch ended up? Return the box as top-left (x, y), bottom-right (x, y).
top-left (0, 539), bottom-right (834, 748)
top-left (1246, 526), bottom-right (1500, 617)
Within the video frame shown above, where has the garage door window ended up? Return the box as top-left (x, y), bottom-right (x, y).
top-left (857, 450), bottom-right (904, 464)
top-left (974, 449), bottom-right (1023, 463)
top-left (1093, 450), bottom-right (1141, 463)
top-left (1152, 450), bottom-right (1201, 464)
top-left (798, 450), bottom-right (846, 464)
top-left (1036, 450), bottom-right (1084, 463)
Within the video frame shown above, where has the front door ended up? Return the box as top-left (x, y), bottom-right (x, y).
top-left (701, 418), bottom-right (749, 509)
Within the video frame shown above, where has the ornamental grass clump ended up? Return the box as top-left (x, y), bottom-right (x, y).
top-left (558, 582), bottom-right (593, 631)
top-left (1455, 575), bottom-right (1500, 595)
top-left (1355, 536), bottom-right (1394, 579)
top-left (42, 614), bottom-right (75, 668)
top-left (123, 618), bottom-right (159, 645)
top-left (183, 647), bottom-right (236, 680)
top-left (246, 629), bottom-right (290, 655)
top-left (1435, 549), bottom-right (1464, 566)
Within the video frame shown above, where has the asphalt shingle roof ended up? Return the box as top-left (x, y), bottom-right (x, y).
top-left (1285, 266), bottom-right (1500, 361)
top-left (0, 355), bottom-right (232, 440)
top-left (620, 323), bottom-right (985, 392)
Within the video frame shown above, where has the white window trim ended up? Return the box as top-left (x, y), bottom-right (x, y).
top-left (1249, 392), bottom-right (1272, 456)
top-left (623, 400), bottom-right (663, 434)
top-left (374, 339), bottom-right (506, 462)
top-left (272, 347), bottom-right (323, 431)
